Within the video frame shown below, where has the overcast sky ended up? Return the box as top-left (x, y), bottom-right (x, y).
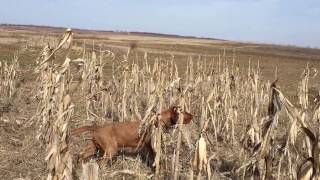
top-left (0, 0), bottom-right (319, 47)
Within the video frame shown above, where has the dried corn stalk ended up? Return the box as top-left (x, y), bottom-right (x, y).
top-left (82, 162), bottom-right (99, 180)
top-left (35, 29), bottom-right (74, 180)
top-left (172, 99), bottom-right (186, 180)
top-left (0, 55), bottom-right (19, 108)
top-left (38, 28), bottom-right (73, 66)
top-left (237, 80), bottom-right (280, 179)
top-left (275, 87), bottom-right (320, 179)
top-left (45, 59), bottom-right (74, 180)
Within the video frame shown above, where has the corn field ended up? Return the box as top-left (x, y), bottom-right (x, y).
top-left (2, 29), bottom-right (319, 180)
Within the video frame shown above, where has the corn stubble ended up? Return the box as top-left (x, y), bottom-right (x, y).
top-left (0, 53), bottom-right (19, 115)
top-left (32, 30), bottom-right (320, 179)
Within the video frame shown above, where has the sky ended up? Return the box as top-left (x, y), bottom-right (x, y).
top-left (0, 0), bottom-right (319, 48)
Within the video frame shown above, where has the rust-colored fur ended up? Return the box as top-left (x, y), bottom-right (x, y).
top-left (72, 107), bottom-right (193, 166)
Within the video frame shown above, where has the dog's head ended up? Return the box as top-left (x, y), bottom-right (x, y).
top-left (157, 106), bottom-right (193, 128)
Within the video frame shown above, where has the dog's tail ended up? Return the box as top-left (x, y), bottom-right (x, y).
top-left (71, 126), bottom-right (97, 136)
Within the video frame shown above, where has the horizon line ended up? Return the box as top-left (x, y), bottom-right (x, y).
top-left (1, 23), bottom-right (319, 50)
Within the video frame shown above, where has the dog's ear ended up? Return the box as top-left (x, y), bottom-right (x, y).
top-left (173, 106), bottom-right (178, 111)
top-left (173, 106), bottom-right (182, 111)
top-left (182, 112), bottom-right (193, 124)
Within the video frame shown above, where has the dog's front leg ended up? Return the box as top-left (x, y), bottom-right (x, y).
top-left (98, 146), bottom-right (118, 167)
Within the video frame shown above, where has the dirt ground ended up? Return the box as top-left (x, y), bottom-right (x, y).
top-left (0, 24), bottom-right (320, 179)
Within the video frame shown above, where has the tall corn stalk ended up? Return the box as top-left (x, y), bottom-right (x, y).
top-left (298, 66), bottom-right (313, 157)
top-left (35, 29), bottom-right (74, 180)
top-left (172, 95), bottom-right (187, 180)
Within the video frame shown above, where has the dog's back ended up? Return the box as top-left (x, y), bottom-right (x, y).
top-left (92, 121), bottom-right (142, 148)
top-left (71, 125), bottom-right (97, 136)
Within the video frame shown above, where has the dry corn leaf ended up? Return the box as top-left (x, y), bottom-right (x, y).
top-left (193, 136), bottom-right (208, 173)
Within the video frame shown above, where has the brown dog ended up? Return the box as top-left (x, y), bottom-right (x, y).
top-left (72, 107), bottom-right (193, 166)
